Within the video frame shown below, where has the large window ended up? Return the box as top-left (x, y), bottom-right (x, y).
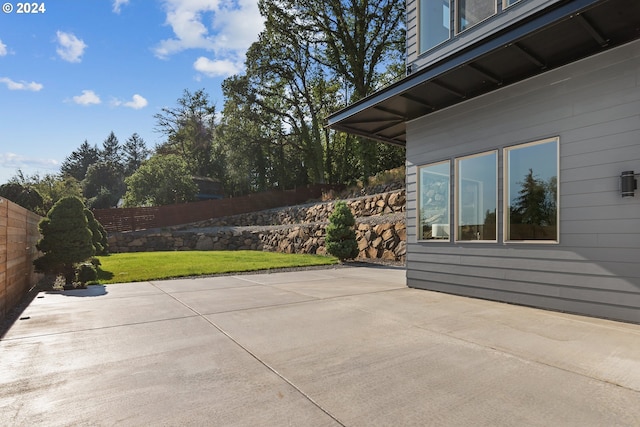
top-left (419, 0), bottom-right (451, 53)
top-left (457, 0), bottom-right (496, 32)
top-left (418, 161), bottom-right (450, 240)
top-left (456, 151), bottom-right (497, 241)
top-left (504, 138), bottom-right (558, 242)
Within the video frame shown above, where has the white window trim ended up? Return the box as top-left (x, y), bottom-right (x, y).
top-left (503, 137), bottom-right (560, 244)
top-left (454, 150), bottom-right (498, 243)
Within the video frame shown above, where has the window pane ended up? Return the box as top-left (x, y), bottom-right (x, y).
top-left (503, 0), bottom-right (521, 8)
top-left (419, 161), bottom-right (450, 240)
top-left (457, 0), bottom-right (495, 32)
top-left (420, 0), bottom-right (450, 53)
top-left (505, 138), bottom-right (558, 241)
top-left (456, 152), bottom-right (497, 241)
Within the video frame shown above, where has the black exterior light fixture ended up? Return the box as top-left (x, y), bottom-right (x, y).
top-left (621, 171), bottom-right (638, 198)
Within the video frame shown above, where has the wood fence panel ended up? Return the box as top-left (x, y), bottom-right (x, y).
top-left (0, 198), bottom-right (42, 320)
top-left (94, 184), bottom-right (343, 233)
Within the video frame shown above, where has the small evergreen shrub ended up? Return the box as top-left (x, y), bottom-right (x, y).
top-left (325, 201), bottom-right (359, 261)
top-left (76, 263), bottom-right (98, 287)
top-left (34, 196), bottom-right (96, 287)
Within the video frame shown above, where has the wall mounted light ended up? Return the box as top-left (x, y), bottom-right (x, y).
top-left (621, 170), bottom-right (637, 198)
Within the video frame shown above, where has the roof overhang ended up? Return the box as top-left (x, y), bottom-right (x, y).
top-left (326, 0), bottom-right (640, 147)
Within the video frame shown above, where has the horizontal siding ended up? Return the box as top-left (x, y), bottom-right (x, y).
top-left (405, 41), bottom-right (640, 323)
top-left (406, 0), bottom-right (417, 65)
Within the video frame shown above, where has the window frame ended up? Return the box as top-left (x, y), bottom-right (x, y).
top-left (455, 0), bottom-right (498, 34)
top-left (502, 0), bottom-right (522, 9)
top-left (454, 150), bottom-right (498, 243)
top-left (503, 137), bottom-right (560, 244)
top-left (417, 159), bottom-right (452, 242)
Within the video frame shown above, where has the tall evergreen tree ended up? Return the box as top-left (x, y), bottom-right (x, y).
top-left (101, 131), bottom-right (123, 170)
top-left (60, 140), bottom-right (100, 181)
top-left (122, 133), bottom-right (150, 176)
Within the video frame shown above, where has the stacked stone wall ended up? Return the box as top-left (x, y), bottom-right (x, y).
top-left (108, 189), bottom-right (406, 262)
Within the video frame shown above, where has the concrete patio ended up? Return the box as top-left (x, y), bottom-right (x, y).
top-left (1, 265), bottom-right (639, 426)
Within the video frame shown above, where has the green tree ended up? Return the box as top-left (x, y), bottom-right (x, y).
top-left (511, 169), bottom-right (557, 239)
top-left (154, 89), bottom-right (219, 178)
top-left (220, 74), bottom-right (309, 194)
top-left (85, 208), bottom-right (108, 255)
top-left (241, 2), bottom-right (338, 185)
top-left (122, 133), bottom-right (150, 176)
top-left (0, 182), bottom-right (45, 214)
top-left (33, 196), bottom-right (96, 287)
top-left (83, 162), bottom-right (125, 209)
top-left (6, 170), bottom-right (82, 214)
top-left (123, 154), bottom-right (198, 207)
top-left (60, 140), bottom-right (100, 181)
top-left (325, 201), bottom-right (359, 260)
top-left (101, 131), bottom-right (123, 170)
top-left (279, 0), bottom-right (406, 181)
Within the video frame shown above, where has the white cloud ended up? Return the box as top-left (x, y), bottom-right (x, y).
top-left (0, 40), bottom-right (7, 57)
top-left (72, 90), bottom-right (101, 106)
top-left (0, 77), bottom-right (43, 91)
top-left (112, 94), bottom-right (148, 109)
top-left (212, 0), bottom-right (264, 51)
top-left (193, 57), bottom-right (242, 77)
top-left (125, 94), bottom-right (148, 109)
top-left (56, 31), bottom-right (87, 63)
top-left (112, 0), bottom-right (130, 13)
top-left (0, 152), bottom-right (59, 169)
top-left (154, 0), bottom-right (264, 77)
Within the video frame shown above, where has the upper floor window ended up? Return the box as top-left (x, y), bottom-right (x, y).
top-left (457, 0), bottom-right (496, 33)
top-left (420, 0), bottom-right (526, 54)
top-left (419, 0), bottom-right (451, 53)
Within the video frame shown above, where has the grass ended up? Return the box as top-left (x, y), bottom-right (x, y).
top-left (95, 250), bottom-right (339, 284)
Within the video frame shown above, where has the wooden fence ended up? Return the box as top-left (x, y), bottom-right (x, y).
top-left (0, 198), bottom-right (42, 320)
top-left (94, 184), bottom-right (343, 233)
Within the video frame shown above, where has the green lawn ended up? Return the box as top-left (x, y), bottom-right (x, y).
top-left (96, 250), bottom-right (338, 284)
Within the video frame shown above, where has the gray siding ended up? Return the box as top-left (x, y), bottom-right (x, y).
top-left (405, 40), bottom-right (640, 323)
top-left (406, 0), bottom-right (417, 66)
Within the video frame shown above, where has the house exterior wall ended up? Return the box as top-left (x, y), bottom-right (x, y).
top-left (406, 0), bottom-right (562, 71)
top-left (405, 40), bottom-right (640, 323)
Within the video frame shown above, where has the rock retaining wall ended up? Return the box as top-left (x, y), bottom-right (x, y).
top-left (108, 190), bottom-right (407, 262)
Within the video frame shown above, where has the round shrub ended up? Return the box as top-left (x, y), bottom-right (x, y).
top-left (325, 201), bottom-right (359, 261)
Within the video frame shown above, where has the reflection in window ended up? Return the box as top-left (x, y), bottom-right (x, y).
top-left (420, 0), bottom-right (451, 53)
top-left (503, 0), bottom-right (522, 8)
top-left (456, 151), bottom-right (497, 241)
top-left (419, 161), bottom-right (450, 240)
top-left (457, 0), bottom-right (495, 32)
top-left (505, 138), bottom-right (558, 242)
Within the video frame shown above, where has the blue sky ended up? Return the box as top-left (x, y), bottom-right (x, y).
top-left (0, 0), bottom-right (264, 184)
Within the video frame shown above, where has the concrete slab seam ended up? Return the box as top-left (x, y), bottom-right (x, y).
top-left (149, 281), bottom-right (348, 427)
top-left (0, 314), bottom-right (201, 342)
